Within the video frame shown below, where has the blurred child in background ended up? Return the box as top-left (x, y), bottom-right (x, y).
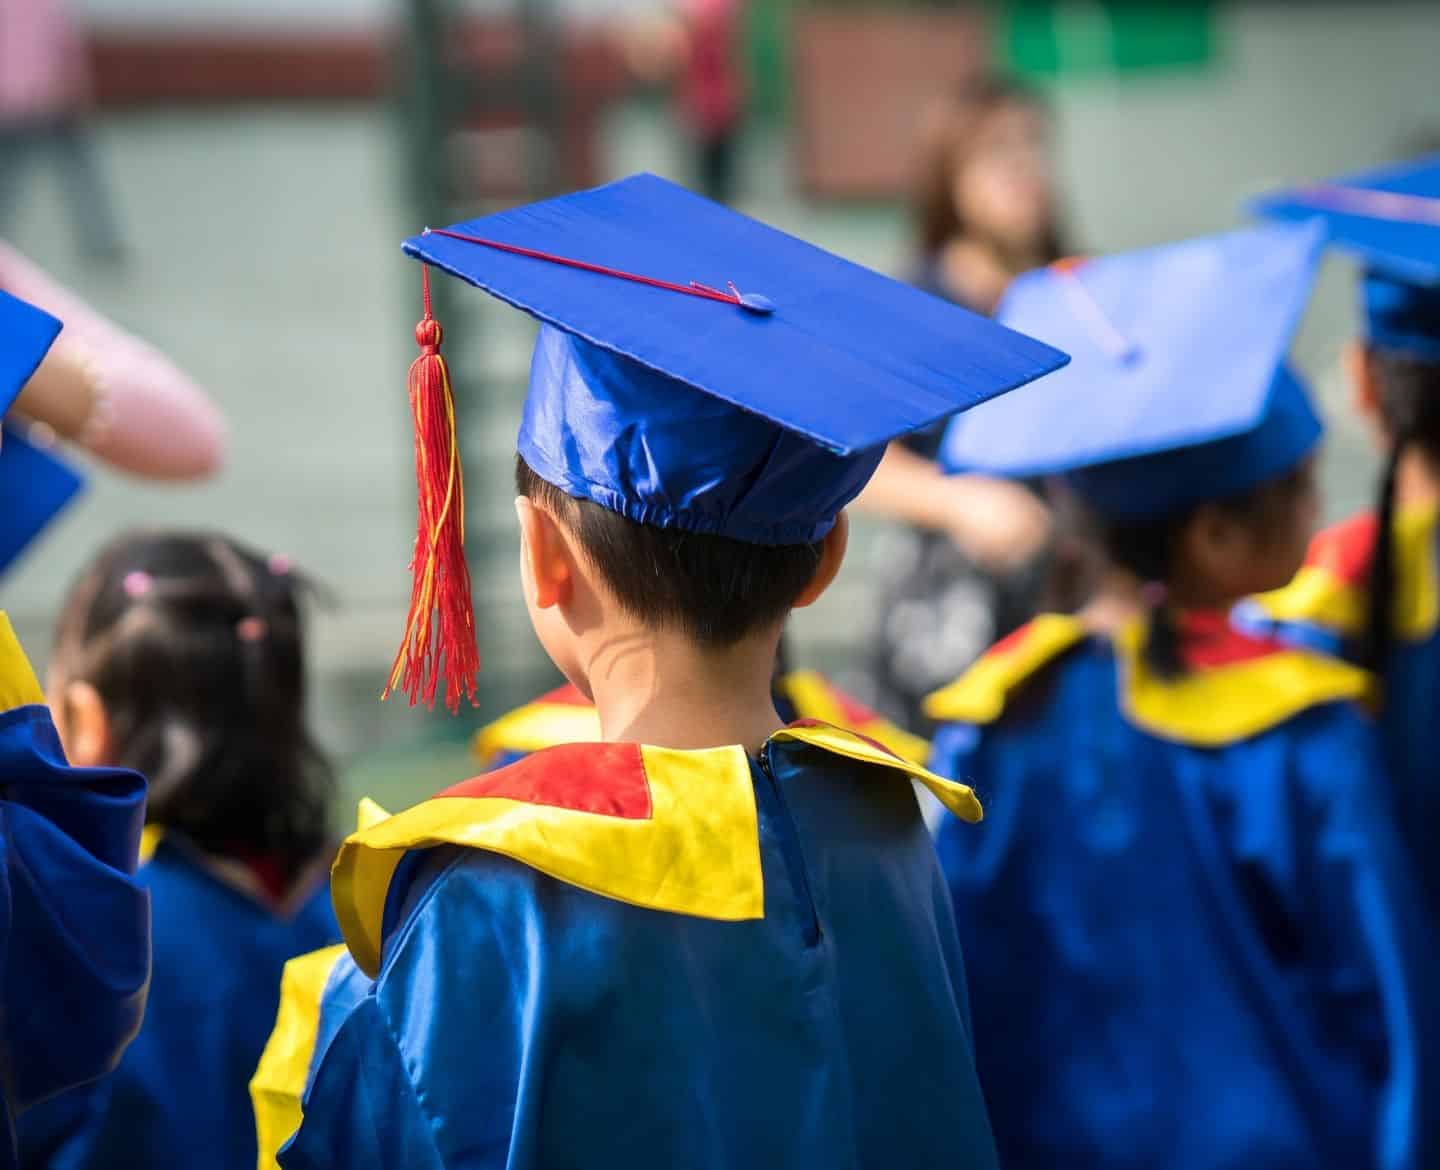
top-left (926, 224), bottom-right (1436, 1170)
top-left (20, 532), bottom-right (339, 1170)
top-left (1243, 156), bottom-right (1440, 919)
top-left (859, 76), bottom-right (1074, 731)
top-left (0, 291), bottom-right (149, 1170)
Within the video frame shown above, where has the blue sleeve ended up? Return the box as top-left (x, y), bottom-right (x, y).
top-left (0, 704), bottom-right (150, 1110)
top-left (280, 996), bottom-right (443, 1170)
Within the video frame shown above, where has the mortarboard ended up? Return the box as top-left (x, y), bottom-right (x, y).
top-left (0, 422), bottom-right (85, 574)
top-left (939, 221), bottom-right (1326, 520)
top-left (1250, 154), bottom-right (1440, 359)
top-left (1, 289), bottom-right (62, 417)
top-left (388, 172), bottom-right (1070, 710)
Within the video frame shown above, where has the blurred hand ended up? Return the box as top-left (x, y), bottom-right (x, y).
top-left (941, 474), bottom-right (1053, 572)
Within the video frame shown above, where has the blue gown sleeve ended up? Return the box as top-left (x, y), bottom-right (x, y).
top-left (0, 638), bottom-right (149, 1114)
top-left (278, 996), bottom-right (443, 1170)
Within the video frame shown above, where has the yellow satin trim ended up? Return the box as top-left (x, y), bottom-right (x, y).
top-left (778, 670), bottom-right (930, 765)
top-left (250, 944), bottom-right (349, 1170)
top-left (922, 614), bottom-right (1087, 726)
top-left (138, 825), bottom-right (165, 865)
top-left (1251, 505), bottom-right (1439, 642)
top-left (769, 721), bottom-right (983, 824)
top-left (471, 698), bottom-right (601, 766)
top-left (0, 612), bottom-right (43, 711)
top-left (333, 742), bottom-right (764, 977)
top-left (1115, 618), bottom-right (1371, 747)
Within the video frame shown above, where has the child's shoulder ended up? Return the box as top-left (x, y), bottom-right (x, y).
top-left (775, 670), bottom-right (929, 764)
top-left (333, 741), bottom-right (768, 977)
top-left (923, 614), bottom-right (1093, 728)
top-left (1243, 512), bottom-right (1378, 640)
top-left (471, 682), bottom-right (601, 769)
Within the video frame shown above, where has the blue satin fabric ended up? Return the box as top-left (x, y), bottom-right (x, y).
top-left (20, 837), bottom-right (339, 1170)
top-left (930, 637), bottom-right (1436, 1170)
top-left (282, 739), bottom-right (997, 1169)
top-left (1362, 274), bottom-right (1440, 360)
top-left (0, 704), bottom-right (148, 1170)
top-left (518, 325), bottom-right (883, 544)
top-left (0, 425), bottom-right (85, 574)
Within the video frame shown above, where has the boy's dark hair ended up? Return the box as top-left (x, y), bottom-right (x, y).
top-left (52, 531), bottom-right (336, 884)
top-left (1092, 464), bottom-right (1311, 679)
top-left (516, 455), bottom-right (824, 646)
top-left (1366, 350), bottom-right (1440, 671)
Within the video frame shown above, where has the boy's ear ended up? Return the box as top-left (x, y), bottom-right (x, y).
top-left (55, 680), bottom-right (112, 769)
top-left (792, 511), bottom-right (849, 610)
top-left (515, 495), bottom-right (575, 610)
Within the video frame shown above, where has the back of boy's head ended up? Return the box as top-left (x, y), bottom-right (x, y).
top-left (516, 455), bottom-right (823, 647)
top-left (53, 531), bottom-right (335, 878)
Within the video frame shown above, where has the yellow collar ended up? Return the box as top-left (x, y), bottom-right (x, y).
top-left (0, 612), bottom-right (43, 712)
top-left (333, 721), bottom-right (977, 978)
top-left (923, 614), bottom-right (1088, 726)
top-left (1113, 617), bottom-right (1371, 747)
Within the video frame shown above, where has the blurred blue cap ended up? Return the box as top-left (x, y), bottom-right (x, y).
top-left (404, 172), bottom-right (1069, 544)
top-left (1250, 154), bottom-right (1440, 359)
top-left (0, 423), bottom-right (84, 574)
top-left (1, 290), bottom-right (61, 417)
top-left (939, 222), bottom-right (1326, 519)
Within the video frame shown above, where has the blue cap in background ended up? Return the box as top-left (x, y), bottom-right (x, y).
top-left (939, 222), bottom-right (1326, 519)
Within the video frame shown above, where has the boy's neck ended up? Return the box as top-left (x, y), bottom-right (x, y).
top-left (582, 626), bottom-right (785, 756)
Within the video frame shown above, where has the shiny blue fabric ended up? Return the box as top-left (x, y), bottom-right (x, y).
top-left (0, 703), bottom-right (148, 1170)
top-left (0, 425), bottom-right (84, 574)
top-left (0, 289), bottom-right (61, 414)
top-left (282, 740), bottom-right (998, 1169)
top-left (930, 638), bottom-right (1437, 1170)
top-left (518, 326), bottom-right (881, 543)
top-left (20, 837), bottom-right (339, 1170)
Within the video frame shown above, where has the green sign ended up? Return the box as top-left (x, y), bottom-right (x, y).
top-left (1001, 0), bottom-right (1216, 79)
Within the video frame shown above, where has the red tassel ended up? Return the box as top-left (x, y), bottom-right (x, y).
top-left (383, 269), bottom-right (479, 712)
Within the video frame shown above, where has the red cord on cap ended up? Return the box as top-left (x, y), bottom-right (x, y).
top-left (424, 228), bottom-right (775, 313)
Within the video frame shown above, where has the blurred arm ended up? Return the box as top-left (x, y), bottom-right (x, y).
top-left (0, 240), bottom-right (226, 479)
top-left (853, 441), bottom-right (1053, 571)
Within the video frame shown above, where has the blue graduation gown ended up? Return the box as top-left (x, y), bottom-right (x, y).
top-left (926, 613), bottom-right (1435, 1170)
top-left (0, 614), bottom-right (148, 1170)
top-left (21, 834), bottom-right (339, 1170)
top-left (1238, 507), bottom-right (1440, 916)
top-left (278, 722), bottom-right (997, 1169)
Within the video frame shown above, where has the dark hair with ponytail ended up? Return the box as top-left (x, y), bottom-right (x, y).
top-left (52, 531), bottom-right (336, 885)
top-left (1364, 351), bottom-right (1440, 672)
top-left (1091, 464), bottom-right (1314, 679)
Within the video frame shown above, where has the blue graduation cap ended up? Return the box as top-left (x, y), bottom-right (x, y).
top-left (1250, 155), bottom-right (1440, 359)
top-left (1, 289), bottom-right (62, 417)
top-left (404, 172), bottom-right (1069, 546)
top-left (0, 422), bottom-right (85, 574)
top-left (939, 222), bottom-right (1327, 520)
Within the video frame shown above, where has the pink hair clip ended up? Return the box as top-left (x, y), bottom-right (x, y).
top-left (267, 553), bottom-right (292, 576)
top-left (122, 570), bottom-right (153, 599)
top-left (235, 616), bottom-right (268, 643)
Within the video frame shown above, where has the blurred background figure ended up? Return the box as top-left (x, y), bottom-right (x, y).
top-left (0, 0), bottom-right (124, 261)
top-left (857, 75), bottom-right (1072, 730)
top-left (620, 0), bottom-right (747, 204)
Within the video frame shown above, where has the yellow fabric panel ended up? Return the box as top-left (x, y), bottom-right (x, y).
top-left (1251, 505), bottom-right (1438, 643)
top-left (354, 797), bottom-right (391, 832)
top-left (470, 700), bottom-right (601, 766)
top-left (332, 742), bottom-right (764, 978)
top-left (138, 825), bottom-right (165, 866)
top-left (769, 721), bottom-right (983, 825)
top-left (0, 612), bottom-right (44, 711)
top-left (779, 670), bottom-right (930, 765)
top-left (250, 944), bottom-right (349, 1170)
top-left (1114, 619), bottom-right (1372, 747)
top-left (922, 614), bottom-right (1087, 725)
